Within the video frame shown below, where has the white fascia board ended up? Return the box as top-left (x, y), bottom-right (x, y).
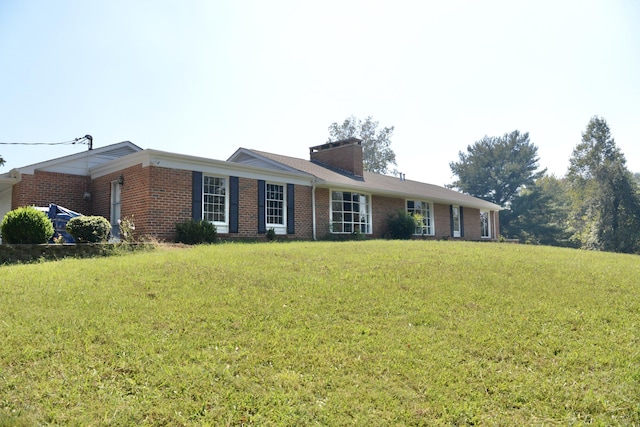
top-left (315, 182), bottom-right (501, 211)
top-left (0, 169), bottom-right (21, 185)
top-left (91, 150), bottom-right (315, 186)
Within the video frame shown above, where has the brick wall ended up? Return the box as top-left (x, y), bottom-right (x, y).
top-left (314, 188), bottom-right (331, 239)
top-left (293, 185), bottom-right (313, 239)
top-left (371, 195), bottom-right (404, 238)
top-left (463, 207), bottom-right (481, 240)
top-left (12, 171), bottom-right (92, 214)
top-left (237, 177), bottom-right (258, 238)
top-left (92, 165), bottom-right (192, 241)
top-left (310, 142), bottom-right (363, 177)
top-left (11, 166), bottom-right (493, 242)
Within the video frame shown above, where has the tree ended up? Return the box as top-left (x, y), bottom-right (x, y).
top-left (500, 174), bottom-right (574, 246)
top-left (328, 116), bottom-right (397, 175)
top-left (566, 116), bottom-right (640, 253)
top-left (0, 156), bottom-right (4, 167)
top-left (449, 130), bottom-right (545, 208)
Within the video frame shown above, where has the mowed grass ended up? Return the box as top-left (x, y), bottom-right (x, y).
top-left (1, 241), bottom-right (639, 426)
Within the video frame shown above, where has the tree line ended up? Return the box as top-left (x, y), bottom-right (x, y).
top-left (449, 116), bottom-right (640, 253)
top-left (330, 115), bottom-right (640, 254)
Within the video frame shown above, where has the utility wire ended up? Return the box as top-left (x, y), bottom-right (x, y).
top-left (0, 135), bottom-right (93, 149)
top-left (0, 137), bottom-right (89, 145)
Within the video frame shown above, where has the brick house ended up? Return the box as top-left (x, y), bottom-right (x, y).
top-left (0, 138), bottom-right (500, 241)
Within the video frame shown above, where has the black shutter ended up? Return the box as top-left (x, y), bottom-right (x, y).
top-left (449, 205), bottom-right (454, 237)
top-left (287, 183), bottom-right (295, 234)
top-left (192, 171), bottom-right (202, 220)
top-left (460, 206), bottom-right (465, 237)
top-left (229, 176), bottom-right (239, 233)
top-left (258, 180), bottom-right (266, 234)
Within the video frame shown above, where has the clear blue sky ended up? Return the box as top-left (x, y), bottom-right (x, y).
top-left (1, 0), bottom-right (639, 185)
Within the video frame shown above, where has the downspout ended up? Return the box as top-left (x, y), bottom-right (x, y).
top-left (312, 179), bottom-right (317, 240)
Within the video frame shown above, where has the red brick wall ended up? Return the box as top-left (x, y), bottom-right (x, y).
top-left (11, 167), bottom-right (493, 242)
top-left (314, 188), bottom-right (331, 239)
top-left (12, 171), bottom-right (92, 214)
top-left (463, 207), bottom-right (481, 240)
top-left (310, 144), bottom-right (363, 177)
top-left (371, 195), bottom-right (404, 238)
top-left (236, 177), bottom-right (258, 238)
top-left (92, 165), bottom-right (192, 241)
top-left (293, 185), bottom-right (313, 239)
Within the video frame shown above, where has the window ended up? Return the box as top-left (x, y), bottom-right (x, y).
top-left (203, 176), bottom-right (227, 228)
top-left (480, 210), bottom-right (491, 238)
top-left (452, 205), bottom-right (461, 237)
top-left (407, 200), bottom-right (434, 235)
top-left (331, 191), bottom-right (371, 234)
top-left (266, 183), bottom-right (285, 228)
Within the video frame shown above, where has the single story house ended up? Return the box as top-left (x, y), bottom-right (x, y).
top-left (0, 138), bottom-right (500, 241)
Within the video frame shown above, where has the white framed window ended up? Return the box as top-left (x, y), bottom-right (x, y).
top-left (330, 190), bottom-right (371, 234)
top-left (203, 175), bottom-right (228, 232)
top-left (452, 205), bottom-right (461, 238)
top-left (480, 210), bottom-right (491, 238)
top-left (407, 200), bottom-right (434, 235)
top-left (266, 182), bottom-right (286, 234)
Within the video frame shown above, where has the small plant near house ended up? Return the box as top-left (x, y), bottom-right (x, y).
top-left (265, 227), bottom-right (276, 241)
top-left (52, 234), bottom-right (66, 244)
top-left (118, 215), bottom-right (136, 243)
top-left (386, 209), bottom-right (419, 240)
top-left (0, 206), bottom-right (54, 244)
top-left (175, 219), bottom-right (217, 244)
top-left (66, 216), bottom-right (111, 243)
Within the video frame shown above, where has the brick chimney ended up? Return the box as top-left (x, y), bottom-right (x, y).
top-left (309, 137), bottom-right (364, 177)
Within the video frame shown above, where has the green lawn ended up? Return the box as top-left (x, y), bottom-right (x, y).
top-left (1, 241), bottom-right (639, 426)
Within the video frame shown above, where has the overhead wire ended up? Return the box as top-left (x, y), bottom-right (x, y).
top-left (0, 136), bottom-right (91, 146)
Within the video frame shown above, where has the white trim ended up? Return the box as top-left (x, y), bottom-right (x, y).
top-left (18, 141), bottom-right (141, 175)
top-left (265, 181), bottom-right (287, 232)
top-left (90, 149), bottom-right (314, 186)
top-left (480, 210), bottom-right (491, 239)
top-left (202, 174), bottom-right (229, 234)
top-left (452, 205), bottom-right (461, 238)
top-left (312, 183), bottom-right (317, 240)
top-left (406, 199), bottom-right (435, 236)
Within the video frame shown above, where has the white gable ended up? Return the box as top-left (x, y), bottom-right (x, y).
top-left (18, 141), bottom-right (142, 176)
top-left (227, 148), bottom-right (303, 174)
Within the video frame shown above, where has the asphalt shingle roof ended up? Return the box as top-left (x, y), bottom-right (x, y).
top-left (247, 149), bottom-right (501, 211)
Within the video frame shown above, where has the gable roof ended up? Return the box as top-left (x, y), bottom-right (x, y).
top-left (14, 141), bottom-right (142, 176)
top-left (229, 148), bottom-right (501, 211)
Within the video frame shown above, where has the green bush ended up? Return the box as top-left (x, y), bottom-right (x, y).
top-left (175, 219), bottom-right (217, 244)
top-left (386, 210), bottom-right (419, 240)
top-left (0, 206), bottom-right (55, 244)
top-left (66, 216), bottom-right (111, 243)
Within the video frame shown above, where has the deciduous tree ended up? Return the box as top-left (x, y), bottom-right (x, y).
top-left (328, 116), bottom-right (397, 175)
top-left (566, 116), bottom-right (640, 253)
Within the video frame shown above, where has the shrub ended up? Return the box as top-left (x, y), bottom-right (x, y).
top-left (386, 210), bottom-right (419, 240)
top-left (0, 206), bottom-right (54, 244)
top-left (66, 216), bottom-right (111, 243)
top-left (266, 228), bottom-right (276, 241)
top-left (118, 215), bottom-right (136, 243)
top-left (175, 219), bottom-right (217, 244)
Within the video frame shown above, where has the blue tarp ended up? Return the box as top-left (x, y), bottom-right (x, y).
top-left (45, 204), bottom-right (82, 243)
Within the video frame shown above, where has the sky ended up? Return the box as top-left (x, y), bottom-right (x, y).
top-left (1, 0), bottom-right (639, 186)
